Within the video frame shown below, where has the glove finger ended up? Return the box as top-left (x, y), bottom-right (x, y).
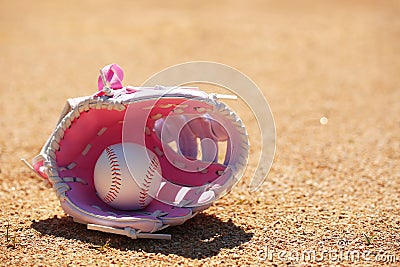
top-left (200, 137), bottom-right (218, 163)
top-left (155, 116), bottom-right (198, 159)
top-left (210, 119), bottom-right (229, 141)
top-left (186, 117), bottom-right (221, 162)
top-left (178, 122), bottom-right (198, 159)
top-left (186, 117), bottom-right (214, 139)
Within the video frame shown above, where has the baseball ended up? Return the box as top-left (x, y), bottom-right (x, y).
top-left (94, 142), bottom-right (162, 210)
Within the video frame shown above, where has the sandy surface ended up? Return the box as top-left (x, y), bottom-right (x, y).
top-left (0, 0), bottom-right (399, 266)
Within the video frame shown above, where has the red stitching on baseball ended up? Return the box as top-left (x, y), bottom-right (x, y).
top-left (103, 147), bottom-right (123, 204)
top-left (102, 148), bottom-right (159, 208)
top-left (138, 156), bottom-right (159, 207)
top-left (111, 186), bottom-right (120, 190)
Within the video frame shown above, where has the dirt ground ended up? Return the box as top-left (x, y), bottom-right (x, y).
top-left (0, 0), bottom-right (399, 266)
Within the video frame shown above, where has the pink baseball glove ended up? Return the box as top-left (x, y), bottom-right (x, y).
top-left (29, 64), bottom-right (249, 239)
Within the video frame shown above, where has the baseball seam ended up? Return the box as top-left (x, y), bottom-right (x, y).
top-left (102, 147), bottom-right (122, 204)
top-left (138, 156), bottom-right (160, 207)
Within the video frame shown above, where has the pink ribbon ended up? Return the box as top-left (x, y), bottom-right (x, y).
top-left (97, 64), bottom-right (124, 92)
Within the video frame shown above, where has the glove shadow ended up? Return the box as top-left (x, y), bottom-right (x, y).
top-left (31, 212), bottom-right (253, 259)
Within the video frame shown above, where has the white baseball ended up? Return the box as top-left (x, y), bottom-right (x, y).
top-left (94, 142), bottom-right (162, 210)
